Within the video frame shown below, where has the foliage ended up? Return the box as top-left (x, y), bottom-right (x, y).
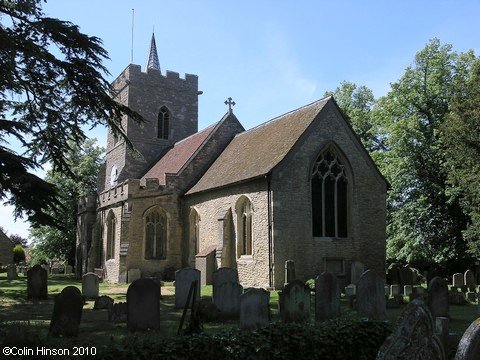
top-left (29, 138), bottom-right (104, 265)
top-left (0, 0), bottom-right (143, 229)
top-left (442, 58), bottom-right (480, 256)
top-left (9, 233), bottom-right (27, 246)
top-left (12, 244), bottom-right (25, 263)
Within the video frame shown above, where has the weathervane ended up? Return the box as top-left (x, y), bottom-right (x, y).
top-left (224, 97), bottom-right (236, 112)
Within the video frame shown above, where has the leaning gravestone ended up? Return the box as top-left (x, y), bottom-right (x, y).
top-left (215, 281), bottom-right (243, 318)
top-left (82, 272), bottom-right (100, 299)
top-left (240, 288), bottom-right (270, 329)
top-left (27, 265), bottom-right (48, 299)
top-left (315, 272), bottom-right (340, 321)
top-left (175, 268), bottom-right (201, 308)
top-left (428, 277), bottom-right (449, 319)
top-left (357, 269), bottom-right (386, 320)
top-left (127, 278), bottom-right (160, 331)
top-left (279, 279), bottom-right (310, 323)
top-left (49, 286), bottom-right (84, 337)
top-left (376, 299), bottom-right (445, 360)
top-left (465, 270), bottom-right (476, 292)
top-left (284, 260), bottom-right (296, 286)
top-left (350, 261), bottom-right (365, 285)
top-left (213, 267), bottom-right (238, 299)
top-left (6, 264), bottom-right (18, 280)
top-left (456, 317), bottom-right (480, 359)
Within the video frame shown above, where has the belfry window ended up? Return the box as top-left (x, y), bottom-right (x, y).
top-left (236, 197), bottom-right (252, 257)
top-left (312, 147), bottom-right (348, 238)
top-left (157, 106), bottom-right (170, 139)
top-left (106, 212), bottom-right (116, 260)
top-left (145, 208), bottom-right (167, 259)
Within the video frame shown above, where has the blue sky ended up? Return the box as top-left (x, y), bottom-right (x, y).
top-left (2, 0), bottom-right (479, 239)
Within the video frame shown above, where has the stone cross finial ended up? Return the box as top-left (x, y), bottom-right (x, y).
top-left (224, 97), bottom-right (236, 112)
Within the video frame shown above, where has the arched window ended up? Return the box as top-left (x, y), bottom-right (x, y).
top-left (157, 106), bottom-right (170, 139)
top-left (311, 146), bottom-right (348, 238)
top-left (144, 208), bottom-right (167, 259)
top-left (106, 211), bottom-right (116, 260)
top-left (189, 208), bottom-right (200, 265)
top-left (236, 197), bottom-right (252, 257)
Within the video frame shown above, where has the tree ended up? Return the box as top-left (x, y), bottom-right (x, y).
top-left (12, 244), bottom-right (25, 263)
top-left (375, 39), bottom-right (475, 273)
top-left (0, 0), bottom-right (143, 228)
top-left (9, 233), bottom-right (27, 246)
top-left (442, 58), bottom-right (480, 256)
top-left (29, 138), bottom-right (104, 265)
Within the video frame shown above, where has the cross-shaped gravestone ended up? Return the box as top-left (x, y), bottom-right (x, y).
top-left (224, 97), bottom-right (236, 112)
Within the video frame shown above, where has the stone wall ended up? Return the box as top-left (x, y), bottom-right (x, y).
top-left (0, 230), bottom-right (13, 265)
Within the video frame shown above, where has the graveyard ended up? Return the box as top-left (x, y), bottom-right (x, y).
top-left (1, 266), bottom-right (480, 359)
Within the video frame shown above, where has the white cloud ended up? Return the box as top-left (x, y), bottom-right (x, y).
top-left (0, 203), bottom-right (30, 239)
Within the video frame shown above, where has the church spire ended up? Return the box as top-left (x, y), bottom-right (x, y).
top-left (145, 33), bottom-right (161, 72)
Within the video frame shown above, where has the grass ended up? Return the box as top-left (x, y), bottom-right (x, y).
top-left (0, 273), bottom-right (478, 349)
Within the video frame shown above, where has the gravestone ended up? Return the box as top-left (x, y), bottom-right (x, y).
top-left (384, 285), bottom-right (390, 296)
top-left (94, 295), bottom-right (114, 310)
top-left (108, 302), bottom-right (127, 323)
top-left (390, 284), bottom-right (401, 297)
top-left (41, 264), bottom-right (50, 276)
top-left (428, 277), bottom-right (449, 319)
top-left (27, 265), bottom-right (48, 299)
top-left (284, 260), bottom-right (296, 286)
top-left (127, 278), bottom-right (160, 331)
top-left (214, 281), bottom-right (243, 318)
top-left (377, 299), bottom-right (445, 359)
top-left (279, 279), bottom-right (310, 323)
top-left (387, 263), bottom-right (401, 286)
top-left (357, 269), bottom-right (386, 320)
top-left (64, 264), bottom-right (73, 274)
top-left (456, 317), bottom-right (480, 359)
top-left (400, 266), bottom-right (414, 286)
top-left (240, 288), bottom-right (270, 329)
top-left (404, 285), bottom-right (413, 297)
top-left (213, 267), bottom-right (238, 299)
top-left (466, 292), bottom-right (476, 302)
top-left (315, 272), bottom-right (340, 321)
top-left (49, 286), bottom-right (83, 337)
top-left (82, 272), bottom-right (100, 299)
top-left (128, 268), bottom-right (141, 283)
top-left (453, 273), bottom-right (464, 288)
top-left (345, 284), bottom-right (356, 297)
top-left (436, 317), bottom-right (449, 355)
top-left (175, 268), bottom-right (200, 308)
top-left (350, 261), bottom-right (365, 285)
top-left (6, 264), bottom-right (18, 280)
top-left (465, 270), bottom-right (476, 292)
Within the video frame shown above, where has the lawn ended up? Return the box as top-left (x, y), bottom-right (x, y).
top-left (0, 273), bottom-right (478, 350)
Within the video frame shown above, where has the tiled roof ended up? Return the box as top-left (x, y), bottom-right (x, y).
top-left (142, 123), bottom-right (217, 184)
top-left (186, 97), bottom-right (331, 195)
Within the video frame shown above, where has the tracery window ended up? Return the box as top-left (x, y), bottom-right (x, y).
top-left (312, 147), bottom-right (348, 238)
top-left (106, 212), bottom-right (116, 260)
top-left (145, 208), bottom-right (167, 259)
top-left (157, 106), bottom-right (170, 139)
top-left (236, 197), bottom-right (252, 257)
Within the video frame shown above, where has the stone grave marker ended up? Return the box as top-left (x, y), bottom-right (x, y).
top-left (27, 264), bottom-right (48, 299)
top-left (240, 288), bottom-right (270, 329)
top-left (82, 272), bottom-right (100, 299)
top-left (49, 286), bottom-right (84, 337)
top-left (175, 268), bottom-right (200, 308)
top-left (456, 317), bottom-right (480, 359)
top-left (350, 261), bottom-right (365, 285)
top-left (466, 292), bottom-right (476, 302)
top-left (390, 284), bottom-right (401, 297)
top-left (6, 264), bottom-right (18, 280)
top-left (404, 285), bottom-right (413, 297)
top-left (284, 260), bottom-right (296, 286)
top-left (279, 279), bottom-right (310, 323)
top-left (465, 270), bottom-right (476, 292)
top-left (108, 302), bottom-right (127, 323)
top-left (345, 284), bottom-right (356, 297)
top-left (387, 263), bottom-right (401, 286)
top-left (127, 278), bottom-right (160, 331)
top-left (384, 285), bottom-right (390, 296)
top-left (214, 281), bottom-right (243, 318)
top-left (357, 269), bottom-right (386, 320)
top-left (315, 272), bottom-right (340, 321)
top-left (213, 267), bottom-right (238, 300)
top-left (94, 295), bottom-right (114, 310)
top-left (128, 268), bottom-right (141, 283)
top-left (400, 266), bottom-right (413, 286)
top-left (428, 276), bottom-right (449, 319)
top-left (377, 299), bottom-right (445, 359)
top-left (64, 264), bottom-right (73, 274)
top-left (41, 264), bottom-right (50, 276)
top-left (453, 273), bottom-right (464, 288)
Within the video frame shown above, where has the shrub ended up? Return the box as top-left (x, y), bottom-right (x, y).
top-left (12, 245), bottom-right (25, 264)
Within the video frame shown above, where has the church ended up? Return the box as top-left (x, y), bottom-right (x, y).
top-left (76, 34), bottom-right (387, 289)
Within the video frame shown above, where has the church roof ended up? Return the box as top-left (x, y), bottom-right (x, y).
top-left (141, 122), bottom-right (218, 185)
top-left (186, 97), bottom-right (331, 195)
top-left (145, 33), bottom-right (161, 72)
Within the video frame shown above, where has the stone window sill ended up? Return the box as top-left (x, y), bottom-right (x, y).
top-left (237, 255), bottom-right (254, 264)
top-left (314, 237), bottom-right (351, 242)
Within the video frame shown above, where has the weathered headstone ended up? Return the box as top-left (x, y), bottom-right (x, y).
top-left (284, 260), bottom-right (296, 286)
top-left (240, 288), bottom-right (270, 329)
top-left (456, 317), bottom-right (480, 359)
top-left (345, 284), bottom-right (356, 296)
top-left (436, 317), bottom-right (449, 355)
top-left (384, 285), bottom-right (390, 296)
top-left (94, 295), bottom-right (114, 310)
top-left (465, 270), bottom-right (476, 292)
top-left (315, 272), bottom-right (340, 321)
top-left (175, 268), bottom-right (200, 308)
top-left (127, 278), bottom-right (160, 331)
top-left (350, 261), bottom-right (365, 285)
top-left (390, 284), bottom-right (401, 297)
top-left (377, 299), bottom-right (445, 359)
top-left (6, 264), bottom-right (18, 280)
top-left (82, 272), bottom-right (100, 299)
top-left (128, 268), bottom-right (141, 283)
top-left (214, 281), bottom-right (243, 318)
top-left (213, 267), bottom-right (238, 300)
top-left (466, 292), bottom-right (476, 302)
top-left (400, 266), bottom-right (414, 286)
top-left (404, 285), bottom-right (413, 297)
top-left (428, 277), bottom-right (449, 319)
top-left (27, 265), bottom-right (48, 299)
top-left (64, 265), bottom-right (73, 274)
top-left (49, 286), bottom-right (83, 337)
top-left (357, 269), bottom-right (386, 320)
top-left (279, 279), bottom-right (310, 323)
top-left (387, 263), bottom-right (401, 286)
top-left (108, 302), bottom-right (127, 323)
top-left (453, 273), bottom-right (464, 288)
top-left (41, 264), bottom-right (50, 276)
